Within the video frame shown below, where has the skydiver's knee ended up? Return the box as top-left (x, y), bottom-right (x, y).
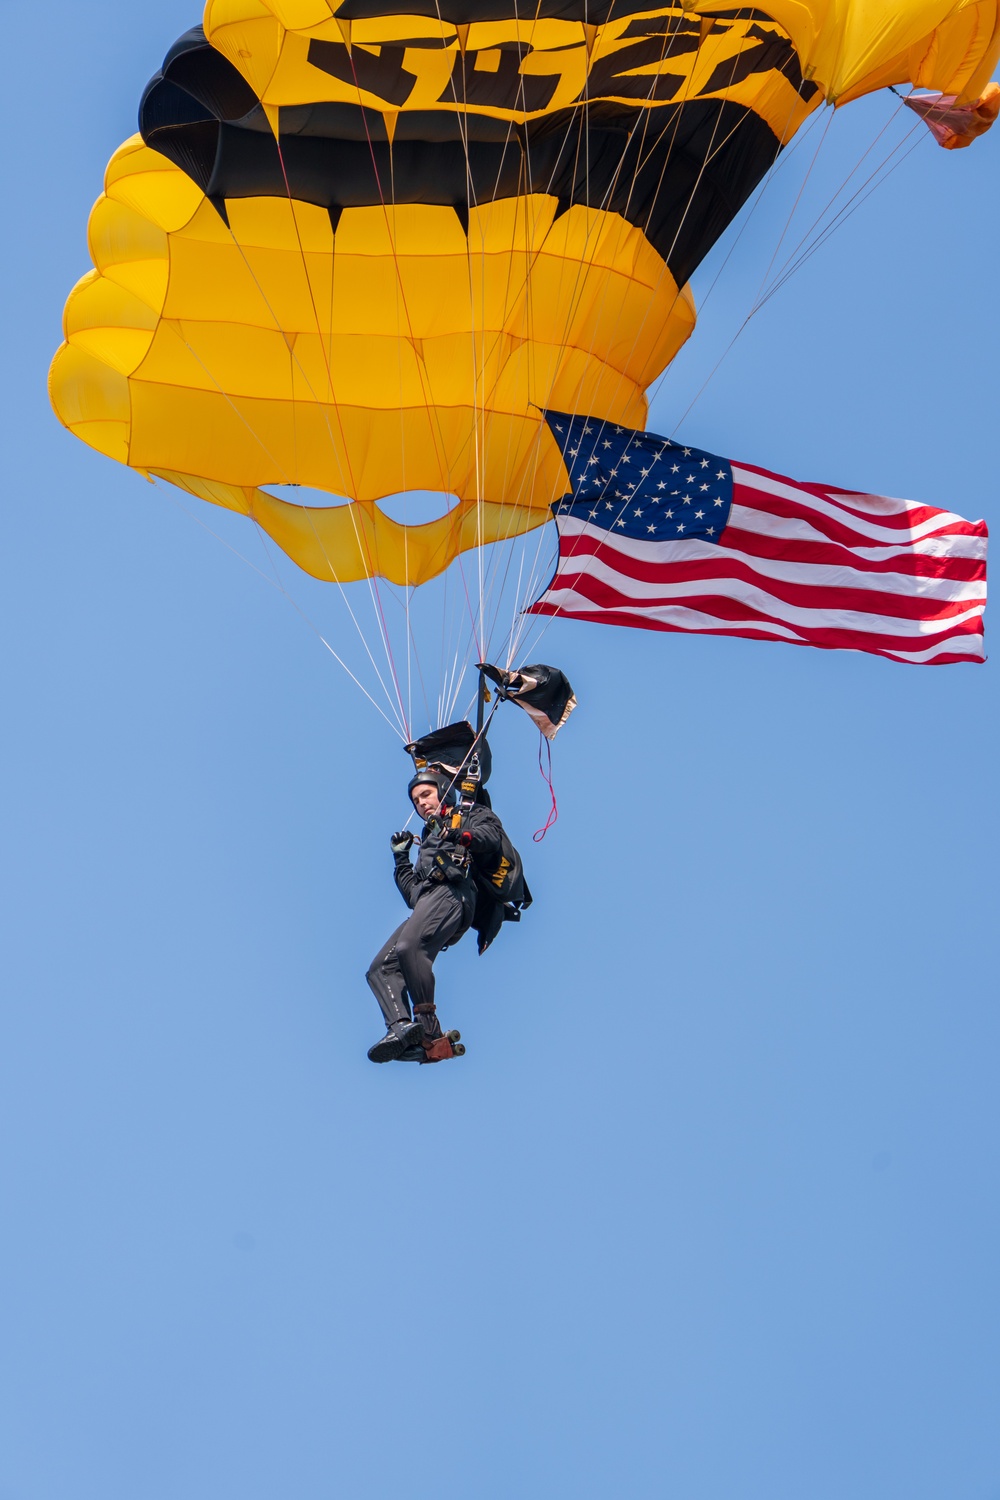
top-left (397, 929), bottom-right (438, 977)
top-left (394, 932), bottom-right (417, 967)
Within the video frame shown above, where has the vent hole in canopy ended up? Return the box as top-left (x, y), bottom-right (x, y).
top-left (262, 485), bottom-right (351, 508)
top-left (376, 491), bottom-right (460, 525)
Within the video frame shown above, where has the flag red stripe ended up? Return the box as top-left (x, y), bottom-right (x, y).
top-left (733, 481), bottom-right (986, 550)
top-left (552, 536), bottom-right (985, 618)
top-left (735, 464), bottom-right (983, 533)
top-left (527, 600), bottom-right (983, 663)
top-left (560, 516), bottom-right (985, 582)
top-left (721, 523), bottom-right (986, 582)
top-left (543, 568), bottom-right (984, 653)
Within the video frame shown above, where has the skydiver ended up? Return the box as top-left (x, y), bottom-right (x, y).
top-left (364, 767), bottom-right (508, 1064)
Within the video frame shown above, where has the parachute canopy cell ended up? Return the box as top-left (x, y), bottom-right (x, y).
top-left (50, 0), bottom-right (1000, 587)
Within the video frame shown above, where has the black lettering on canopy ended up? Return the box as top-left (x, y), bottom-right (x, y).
top-left (585, 36), bottom-right (699, 102)
top-left (141, 24), bottom-right (800, 289)
top-left (444, 44), bottom-right (562, 113)
top-left (700, 25), bottom-right (818, 98)
top-left (308, 39), bottom-right (420, 107)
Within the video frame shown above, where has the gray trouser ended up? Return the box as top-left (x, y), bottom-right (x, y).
top-left (366, 885), bottom-right (468, 1026)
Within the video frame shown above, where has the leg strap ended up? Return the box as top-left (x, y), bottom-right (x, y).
top-left (413, 1001), bottom-right (443, 1043)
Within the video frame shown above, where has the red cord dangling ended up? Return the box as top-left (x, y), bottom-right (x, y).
top-left (533, 737), bottom-right (558, 841)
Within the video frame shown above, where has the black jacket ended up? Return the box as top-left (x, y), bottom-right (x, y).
top-left (393, 804), bottom-right (505, 921)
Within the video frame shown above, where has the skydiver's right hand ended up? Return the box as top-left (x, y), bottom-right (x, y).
top-left (390, 831), bottom-right (414, 856)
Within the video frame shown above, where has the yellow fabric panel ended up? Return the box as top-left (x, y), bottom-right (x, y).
top-left (104, 137), bottom-right (204, 232)
top-left (532, 205), bottom-right (659, 286)
top-left (56, 124), bottom-right (689, 522)
top-left (49, 344), bottom-right (131, 464)
top-left (69, 329), bottom-right (157, 378)
top-left (204, 11), bottom-right (285, 99)
top-left (206, 0), bottom-right (273, 23)
top-left (687, 0), bottom-right (1000, 103)
top-left (134, 319), bottom-right (315, 401)
top-left (266, 0), bottom-right (331, 26)
top-left (225, 195), bottom-right (334, 253)
top-left (66, 422), bottom-right (132, 463)
top-left (50, 343), bottom-right (132, 426)
top-left (164, 236), bottom-right (338, 332)
top-left (131, 386), bottom-right (576, 510)
top-left (247, 492), bottom-right (553, 584)
top-left (61, 269), bottom-right (101, 329)
top-left (127, 382), bottom-right (301, 485)
top-left (333, 257), bottom-right (471, 340)
top-left (88, 197), bottom-right (168, 282)
top-left (153, 448), bottom-right (564, 585)
top-left (180, 197), bottom-right (247, 247)
top-left (102, 258), bottom-right (170, 314)
top-left (84, 174), bottom-right (173, 318)
top-left (105, 136), bottom-right (187, 192)
top-left (720, 70), bottom-right (820, 146)
top-left (333, 203), bottom-right (468, 257)
top-left (64, 275), bottom-right (159, 343)
top-left (897, 0), bottom-right (1000, 99)
top-left (152, 469), bottom-right (254, 516)
top-left (52, 154), bottom-right (689, 580)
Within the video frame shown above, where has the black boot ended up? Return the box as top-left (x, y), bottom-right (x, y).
top-left (367, 1018), bottom-right (424, 1064)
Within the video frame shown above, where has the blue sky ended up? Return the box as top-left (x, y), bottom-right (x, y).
top-left (2, 5), bottom-right (997, 1497)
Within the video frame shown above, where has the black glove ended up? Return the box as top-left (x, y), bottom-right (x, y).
top-left (390, 831), bottom-right (414, 856)
top-left (438, 826), bottom-right (472, 848)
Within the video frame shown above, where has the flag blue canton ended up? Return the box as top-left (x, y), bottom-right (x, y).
top-left (544, 410), bottom-right (734, 542)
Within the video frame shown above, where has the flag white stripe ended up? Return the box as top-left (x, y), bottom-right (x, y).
top-left (882, 633), bottom-right (986, 662)
top-left (732, 468), bottom-right (981, 544)
top-left (539, 585), bottom-right (985, 660)
top-left (554, 518), bottom-right (986, 605)
top-left (727, 502), bottom-right (989, 562)
top-left (549, 543), bottom-right (986, 638)
top-left (539, 587), bottom-right (806, 640)
top-left (738, 477), bottom-right (927, 517)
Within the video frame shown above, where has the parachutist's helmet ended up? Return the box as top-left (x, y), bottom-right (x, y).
top-left (407, 769), bottom-right (455, 810)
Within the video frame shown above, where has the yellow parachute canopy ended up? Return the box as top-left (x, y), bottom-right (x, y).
top-left (50, 0), bottom-right (1000, 587)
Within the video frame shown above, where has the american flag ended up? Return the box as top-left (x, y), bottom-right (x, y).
top-left (527, 412), bottom-right (988, 665)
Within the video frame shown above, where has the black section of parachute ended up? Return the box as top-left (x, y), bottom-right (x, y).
top-left (139, 24), bottom-right (795, 287)
top-left (479, 663), bottom-right (576, 739)
top-left (405, 720), bottom-right (493, 794)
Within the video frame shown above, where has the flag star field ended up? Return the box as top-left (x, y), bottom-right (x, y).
top-left (546, 411), bottom-right (735, 542)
